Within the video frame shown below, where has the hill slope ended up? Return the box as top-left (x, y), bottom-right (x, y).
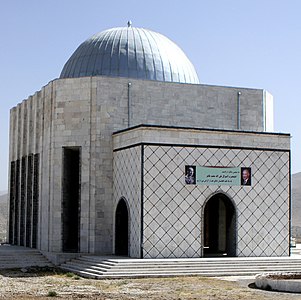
top-left (0, 193), bottom-right (7, 242)
top-left (292, 172), bottom-right (301, 241)
top-left (292, 172), bottom-right (301, 226)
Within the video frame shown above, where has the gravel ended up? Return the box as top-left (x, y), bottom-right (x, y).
top-left (1, 268), bottom-right (301, 299)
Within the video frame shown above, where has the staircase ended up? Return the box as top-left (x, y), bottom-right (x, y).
top-left (60, 256), bottom-right (301, 279)
top-left (0, 245), bottom-right (53, 269)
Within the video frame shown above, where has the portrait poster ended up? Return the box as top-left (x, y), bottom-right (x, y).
top-left (185, 165), bottom-right (196, 184)
top-left (241, 167), bottom-right (251, 186)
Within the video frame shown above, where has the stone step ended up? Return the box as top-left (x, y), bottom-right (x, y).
top-left (0, 255), bottom-right (50, 259)
top-left (0, 259), bottom-right (52, 264)
top-left (87, 256), bottom-right (301, 260)
top-left (0, 246), bottom-right (53, 269)
top-left (0, 254), bottom-right (43, 258)
top-left (60, 256), bottom-right (301, 279)
top-left (67, 259), bottom-right (301, 270)
top-left (76, 260), bottom-right (301, 271)
top-left (59, 266), bottom-right (104, 279)
top-left (60, 265), bottom-right (301, 279)
top-left (0, 263), bottom-right (53, 269)
top-left (0, 250), bottom-right (42, 254)
top-left (63, 261), bottom-right (301, 273)
top-left (70, 266), bottom-right (301, 275)
top-left (0, 259), bottom-right (52, 263)
top-left (0, 261), bottom-right (52, 266)
top-left (77, 259), bottom-right (301, 269)
top-left (78, 255), bottom-right (301, 265)
top-left (63, 262), bottom-right (111, 272)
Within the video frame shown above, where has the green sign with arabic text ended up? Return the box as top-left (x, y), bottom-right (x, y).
top-left (196, 166), bottom-right (240, 186)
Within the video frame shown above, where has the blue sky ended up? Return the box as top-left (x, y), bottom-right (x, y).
top-left (0, 0), bottom-right (300, 191)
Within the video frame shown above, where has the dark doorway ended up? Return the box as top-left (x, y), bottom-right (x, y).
top-left (203, 193), bottom-right (236, 257)
top-left (115, 199), bottom-right (129, 256)
top-left (62, 147), bottom-right (81, 252)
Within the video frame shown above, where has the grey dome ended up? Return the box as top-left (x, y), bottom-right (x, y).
top-left (60, 25), bottom-right (200, 84)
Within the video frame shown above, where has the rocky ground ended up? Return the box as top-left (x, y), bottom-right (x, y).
top-left (0, 269), bottom-right (301, 300)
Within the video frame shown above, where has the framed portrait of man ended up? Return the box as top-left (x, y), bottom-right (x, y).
top-left (185, 165), bottom-right (196, 184)
top-left (241, 167), bottom-right (251, 186)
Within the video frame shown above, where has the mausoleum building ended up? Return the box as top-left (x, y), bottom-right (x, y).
top-left (8, 24), bottom-right (291, 260)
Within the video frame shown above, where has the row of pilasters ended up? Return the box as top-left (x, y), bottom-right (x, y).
top-left (8, 154), bottom-right (39, 248)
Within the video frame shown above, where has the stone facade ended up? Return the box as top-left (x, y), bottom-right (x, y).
top-left (8, 76), bottom-right (289, 258)
top-left (113, 126), bottom-right (290, 258)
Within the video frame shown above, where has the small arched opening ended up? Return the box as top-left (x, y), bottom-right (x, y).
top-left (203, 193), bottom-right (236, 257)
top-left (115, 198), bottom-right (129, 256)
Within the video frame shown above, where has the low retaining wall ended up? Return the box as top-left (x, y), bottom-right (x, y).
top-left (255, 273), bottom-right (301, 293)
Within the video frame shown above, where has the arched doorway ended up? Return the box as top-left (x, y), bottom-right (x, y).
top-left (203, 193), bottom-right (236, 257)
top-left (115, 198), bottom-right (129, 256)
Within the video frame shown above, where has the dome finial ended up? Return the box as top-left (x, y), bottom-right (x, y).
top-left (127, 20), bottom-right (132, 27)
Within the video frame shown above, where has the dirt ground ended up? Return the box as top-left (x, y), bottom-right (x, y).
top-left (0, 268), bottom-right (301, 300)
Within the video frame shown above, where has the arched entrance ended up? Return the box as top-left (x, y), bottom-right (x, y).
top-left (115, 198), bottom-right (129, 256)
top-left (203, 193), bottom-right (236, 257)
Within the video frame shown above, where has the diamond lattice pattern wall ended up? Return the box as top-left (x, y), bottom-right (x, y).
top-left (143, 145), bottom-right (290, 258)
top-left (113, 146), bottom-right (142, 258)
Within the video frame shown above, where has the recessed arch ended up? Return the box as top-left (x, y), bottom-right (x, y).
top-left (115, 198), bottom-right (129, 256)
top-left (203, 192), bottom-right (236, 257)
